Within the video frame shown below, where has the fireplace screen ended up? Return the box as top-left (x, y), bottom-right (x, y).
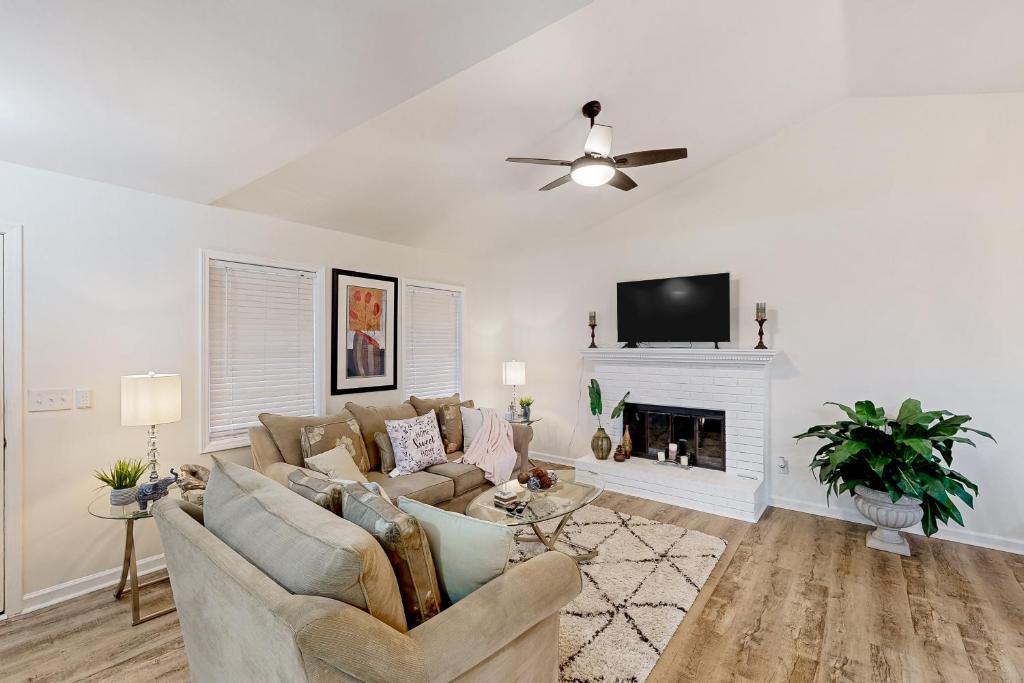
top-left (622, 403), bottom-right (726, 471)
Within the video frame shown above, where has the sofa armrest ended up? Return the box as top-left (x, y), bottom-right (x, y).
top-left (511, 423), bottom-right (534, 474)
top-left (281, 596), bottom-right (427, 683)
top-left (409, 551), bottom-right (581, 682)
top-left (262, 461), bottom-right (327, 488)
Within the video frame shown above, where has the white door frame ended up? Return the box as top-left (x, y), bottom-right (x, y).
top-left (1, 224), bottom-right (24, 617)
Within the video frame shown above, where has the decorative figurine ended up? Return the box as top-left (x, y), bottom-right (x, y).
top-left (613, 445), bottom-right (626, 462)
top-left (136, 469), bottom-right (179, 510)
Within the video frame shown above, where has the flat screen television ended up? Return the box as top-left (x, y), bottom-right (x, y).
top-left (617, 273), bottom-right (730, 345)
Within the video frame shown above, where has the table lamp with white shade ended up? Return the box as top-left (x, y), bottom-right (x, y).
top-left (502, 360), bottom-right (526, 418)
top-left (121, 372), bottom-right (181, 482)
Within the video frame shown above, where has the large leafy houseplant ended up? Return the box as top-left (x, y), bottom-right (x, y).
top-left (588, 380), bottom-right (629, 427)
top-left (795, 399), bottom-right (994, 536)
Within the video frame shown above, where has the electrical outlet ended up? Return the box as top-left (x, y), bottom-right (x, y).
top-left (75, 388), bottom-right (94, 409)
top-left (777, 455), bottom-right (790, 474)
top-left (28, 388), bottom-right (74, 412)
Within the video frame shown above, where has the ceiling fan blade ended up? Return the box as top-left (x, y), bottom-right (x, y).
top-left (506, 157), bottom-right (572, 166)
top-left (613, 148), bottom-right (688, 168)
top-left (608, 170), bottom-right (637, 191)
top-left (539, 174), bottom-right (572, 191)
top-left (583, 124), bottom-right (613, 157)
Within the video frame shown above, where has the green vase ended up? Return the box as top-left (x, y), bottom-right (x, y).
top-left (591, 427), bottom-right (613, 460)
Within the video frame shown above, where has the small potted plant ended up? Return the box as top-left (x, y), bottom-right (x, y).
top-left (795, 399), bottom-right (993, 556)
top-left (519, 396), bottom-right (534, 420)
top-left (588, 380), bottom-right (630, 460)
top-left (95, 458), bottom-right (149, 506)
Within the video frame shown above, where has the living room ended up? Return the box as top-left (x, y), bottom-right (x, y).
top-left (1, 1), bottom-right (1022, 681)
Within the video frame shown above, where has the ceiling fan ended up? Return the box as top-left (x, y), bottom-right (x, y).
top-left (506, 100), bottom-right (687, 191)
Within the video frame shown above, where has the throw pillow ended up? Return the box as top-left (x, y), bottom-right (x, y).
top-left (258, 411), bottom-right (353, 467)
top-left (300, 419), bottom-right (370, 472)
top-left (409, 394), bottom-right (461, 441)
top-left (304, 444), bottom-right (369, 482)
top-left (375, 431), bottom-right (396, 474)
top-left (440, 400), bottom-right (475, 454)
top-left (339, 484), bottom-right (441, 626)
top-left (287, 469), bottom-right (346, 514)
top-left (397, 497), bottom-right (514, 605)
top-left (205, 458), bottom-right (407, 632)
top-left (346, 402), bottom-right (417, 471)
top-left (386, 414), bottom-right (448, 477)
top-left (461, 406), bottom-right (485, 450)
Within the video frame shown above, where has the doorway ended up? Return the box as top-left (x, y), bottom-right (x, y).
top-left (1, 224), bottom-right (23, 617)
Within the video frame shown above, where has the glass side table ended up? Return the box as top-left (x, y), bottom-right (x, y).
top-left (507, 417), bottom-right (543, 427)
top-left (466, 478), bottom-right (604, 561)
top-left (88, 493), bottom-right (177, 626)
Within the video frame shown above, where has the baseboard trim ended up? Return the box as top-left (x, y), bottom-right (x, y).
top-left (530, 450), bottom-right (582, 467)
top-left (20, 553), bottom-right (166, 615)
top-left (769, 496), bottom-right (1024, 556)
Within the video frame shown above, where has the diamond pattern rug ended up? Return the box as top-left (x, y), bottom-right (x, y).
top-left (511, 504), bottom-right (727, 683)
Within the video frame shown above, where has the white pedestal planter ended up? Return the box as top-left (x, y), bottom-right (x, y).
top-left (853, 485), bottom-right (923, 556)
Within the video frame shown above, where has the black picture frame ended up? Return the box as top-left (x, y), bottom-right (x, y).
top-left (330, 268), bottom-right (399, 395)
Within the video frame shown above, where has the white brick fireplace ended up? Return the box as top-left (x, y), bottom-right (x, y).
top-left (575, 348), bottom-right (777, 522)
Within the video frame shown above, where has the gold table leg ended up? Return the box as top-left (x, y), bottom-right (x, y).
top-left (115, 519), bottom-right (176, 626)
top-left (518, 512), bottom-right (598, 562)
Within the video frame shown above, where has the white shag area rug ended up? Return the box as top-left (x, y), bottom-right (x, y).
top-left (511, 504), bottom-right (727, 683)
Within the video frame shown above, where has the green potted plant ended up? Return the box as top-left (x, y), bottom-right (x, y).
top-left (795, 398), bottom-right (993, 555)
top-left (588, 380), bottom-right (629, 460)
top-left (519, 396), bottom-right (534, 420)
top-left (95, 458), bottom-right (149, 506)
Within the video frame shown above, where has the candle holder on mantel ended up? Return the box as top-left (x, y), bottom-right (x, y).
top-left (754, 302), bottom-right (768, 349)
top-left (588, 311), bottom-right (598, 349)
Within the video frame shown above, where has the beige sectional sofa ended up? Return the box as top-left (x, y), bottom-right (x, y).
top-left (250, 403), bottom-right (533, 513)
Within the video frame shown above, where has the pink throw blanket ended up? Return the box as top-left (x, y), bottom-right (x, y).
top-left (459, 408), bottom-right (518, 485)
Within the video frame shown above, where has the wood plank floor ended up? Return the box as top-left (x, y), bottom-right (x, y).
top-left (2, 467), bottom-right (1022, 682)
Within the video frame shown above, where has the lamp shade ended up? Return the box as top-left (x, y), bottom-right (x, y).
top-left (502, 361), bottom-right (526, 386)
top-left (121, 372), bottom-right (182, 426)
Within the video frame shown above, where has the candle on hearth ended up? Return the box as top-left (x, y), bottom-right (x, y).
top-left (589, 311), bottom-right (596, 325)
top-left (657, 450), bottom-right (666, 462)
top-left (755, 302), bottom-right (767, 321)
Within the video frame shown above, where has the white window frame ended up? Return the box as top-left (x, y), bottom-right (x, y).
top-left (401, 279), bottom-right (466, 399)
top-left (199, 250), bottom-right (325, 454)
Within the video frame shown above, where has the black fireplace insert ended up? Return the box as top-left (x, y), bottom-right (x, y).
top-left (621, 403), bottom-right (726, 471)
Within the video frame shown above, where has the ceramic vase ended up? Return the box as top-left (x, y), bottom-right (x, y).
top-left (591, 427), bottom-right (612, 460)
top-left (110, 486), bottom-right (138, 507)
top-left (622, 426), bottom-right (633, 459)
top-left (521, 405), bottom-right (531, 420)
top-left (853, 485), bottom-right (924, 556)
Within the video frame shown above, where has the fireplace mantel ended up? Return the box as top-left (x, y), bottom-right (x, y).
top-left (580, 347), bottom-right (777, 367)
top-left (577, 345), bottom-right (777, 522)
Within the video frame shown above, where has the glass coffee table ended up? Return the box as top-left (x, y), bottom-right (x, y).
top-left (466, 478), bottom-right (604, 561)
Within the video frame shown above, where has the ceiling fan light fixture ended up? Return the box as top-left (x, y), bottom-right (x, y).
top-left (570, 157), bottom-right (615, 187)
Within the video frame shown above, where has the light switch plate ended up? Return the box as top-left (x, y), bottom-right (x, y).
top-left (28, 388), bottom-right (74, 412)
top-left (75, 388), bottom-right (94, 409)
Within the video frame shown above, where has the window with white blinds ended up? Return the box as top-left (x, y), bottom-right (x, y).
top-left (403, 284), bottom-right (463, 399)
top-left (205, 257), bottom-right (320, 450)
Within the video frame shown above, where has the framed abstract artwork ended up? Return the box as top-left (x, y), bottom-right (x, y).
top-left (330, 268), bottom-right (398, 395)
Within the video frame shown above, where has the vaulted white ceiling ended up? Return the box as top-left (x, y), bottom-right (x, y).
top-left (4, 0), bottom-right (1023, 252)
top-left (0, 0), bottom-right (589, 202)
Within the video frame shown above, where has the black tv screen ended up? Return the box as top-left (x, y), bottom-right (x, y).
top-left (617, 273), bottom-right (730, 344)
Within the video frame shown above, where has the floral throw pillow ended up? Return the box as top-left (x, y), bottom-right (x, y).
top-left (300, 419), bottom-right (370, 473)
top-left (386, 414), bottom-right (448, 478)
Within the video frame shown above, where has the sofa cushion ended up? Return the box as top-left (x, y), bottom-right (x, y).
top-left (339, 483), bottom-right (442, 627)
top-left (397, 497), bottom-right (514, 605)
top-left (366, 470), bottom-right (454, 506)
top-left (409, 394), bottom-right (460, 441)
top-left (204, 458), bottom-right (407, 632)
top-left (304, 443), bottom-right (369, 482)
top-left (386, 414), bottom-right (448, 478)
top-left (374, 431), bottom-right (396, 474)
top-left (426, 458), bottom-right (487, 496)
top-left (300, 418), bottom-right (370, 472)
top-left (258, 411), bottom-right (354, 467)
top-left (439, 400), bottom-right (475, 454)
top-left (287, 469), bottom-right (346, 514)
top-left (461, 407), bottom-right (484, 449)
top-left (346, 402), bottom-right (417, 471)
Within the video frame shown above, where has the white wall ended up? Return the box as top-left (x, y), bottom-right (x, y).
top-left (0, 160), bottom-right (511, 607)
top-left (485, 94), bottom-right (1024, 552)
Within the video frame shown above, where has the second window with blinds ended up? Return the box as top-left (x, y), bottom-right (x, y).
top-left (403, 283), bottom-right (464, 399)
top-left (203, 254), bottom-right (323, 452)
